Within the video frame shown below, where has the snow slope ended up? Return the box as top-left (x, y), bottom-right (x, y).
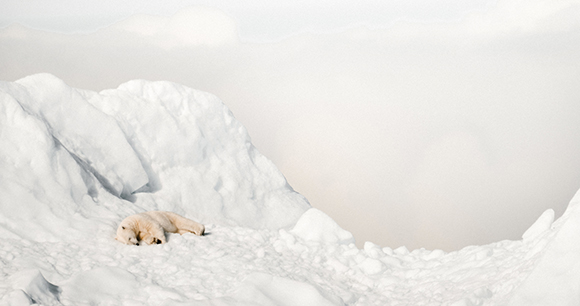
top-left (1, 74), bottom-right (579, 305)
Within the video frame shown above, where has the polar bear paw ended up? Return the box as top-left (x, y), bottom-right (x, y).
top-left (143, 236), bottom-right (165, 245)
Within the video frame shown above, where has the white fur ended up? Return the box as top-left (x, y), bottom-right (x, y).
top-left (115, 211), bottom-right (205, 245)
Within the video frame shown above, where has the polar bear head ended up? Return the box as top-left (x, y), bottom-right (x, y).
top-left (115, 222), bottom-right (139, 245)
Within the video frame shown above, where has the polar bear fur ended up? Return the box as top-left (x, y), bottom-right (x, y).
top-left (116, 211), bottom-right (205, 245)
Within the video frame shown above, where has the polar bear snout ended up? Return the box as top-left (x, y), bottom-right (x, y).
top-left (116, 224), bottom-right (140, 245)
top-left (122, 235), bottom-right (140, 246)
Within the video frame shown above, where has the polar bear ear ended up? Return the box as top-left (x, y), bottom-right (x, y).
top-left (122, 226), bottom-right (125, 230)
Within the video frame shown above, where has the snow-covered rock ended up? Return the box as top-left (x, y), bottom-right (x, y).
top-left (1, 74), bottom-right (580, 305)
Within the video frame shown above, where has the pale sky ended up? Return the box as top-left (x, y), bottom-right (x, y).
top-left (2, 0), bottom-right (580, 251)
top-left (1, 0), bottom-right (494, 40)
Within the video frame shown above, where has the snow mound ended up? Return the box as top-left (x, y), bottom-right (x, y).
top-left (13, 75), bottom-right (149, 199)
top-left (0, 73), bottom-right (309, 242)
top-left (290, 208), bottom-right (355, 245)
top-left (7, 270), bottom-right (60, 306)
top-left (522, 208), bottom-right (554, 242)
top-left (2, 74), bottom-right (580, 305)
top-left (508, 190), bottom-right (580, 305)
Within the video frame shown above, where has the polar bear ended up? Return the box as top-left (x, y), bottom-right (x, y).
top-left (115, 211), bottom-right (205, 245)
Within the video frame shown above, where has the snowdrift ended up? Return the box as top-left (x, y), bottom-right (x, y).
top-left (1, 74), bottom-right (579, 305)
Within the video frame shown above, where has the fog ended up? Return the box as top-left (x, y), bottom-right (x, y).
top-left (1, 0), bottom-right (580, 250)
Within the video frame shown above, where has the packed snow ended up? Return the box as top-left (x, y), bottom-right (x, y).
top-left (1, 74), bottom-right (579, 305)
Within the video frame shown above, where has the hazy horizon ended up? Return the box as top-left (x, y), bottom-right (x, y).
top-left (2, 0), bottom-right (580, 251)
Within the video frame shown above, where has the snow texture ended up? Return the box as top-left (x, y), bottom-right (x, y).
top-left (1, 74), bottom-right (579, 305)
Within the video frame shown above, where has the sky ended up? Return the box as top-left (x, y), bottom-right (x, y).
top-left (1, 0), bottom-right (494, 40)
top-left (1, 0), bottom-right (580, 251)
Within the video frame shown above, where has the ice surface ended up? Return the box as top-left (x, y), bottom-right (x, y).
top-left (1, 74), bottom-right (579, 305)
top-left (59, 267), bottom-right (141, 304)
top-left (230, 272), bottom-right (344, 306)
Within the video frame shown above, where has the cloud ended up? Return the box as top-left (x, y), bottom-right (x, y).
top-left (489, 0), bottom-right (580, 33)
top-left (1, 1), bottom-right (580, 250)
top-left (111, 6), bottom-right (239, 47)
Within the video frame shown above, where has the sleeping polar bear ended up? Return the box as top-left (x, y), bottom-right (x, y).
top-left (116, 211), bottom-right (205, 245)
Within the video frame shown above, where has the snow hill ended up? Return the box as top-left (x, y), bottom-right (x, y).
top-left (1, 74), bottom-right (579, 305)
